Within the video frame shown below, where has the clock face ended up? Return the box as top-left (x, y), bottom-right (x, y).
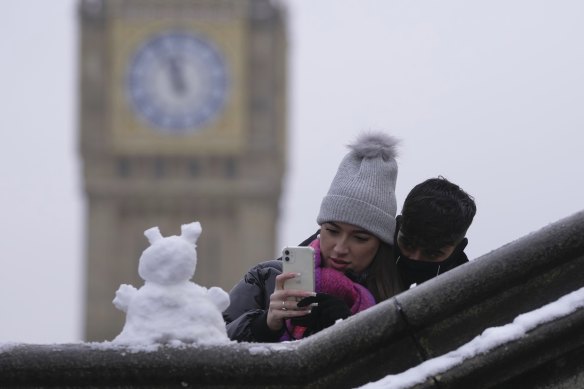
top-left (126, 31), bottom-right (230, 134)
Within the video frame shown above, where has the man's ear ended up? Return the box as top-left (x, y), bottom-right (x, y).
top-left (457, 237), bottom-right (468, 252)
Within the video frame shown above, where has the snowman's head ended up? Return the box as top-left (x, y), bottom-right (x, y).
top-left (138, 222), bottom-right (202, 285)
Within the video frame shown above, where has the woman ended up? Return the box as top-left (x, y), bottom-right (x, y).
top-left (223, 132), bottom-right (405, 342)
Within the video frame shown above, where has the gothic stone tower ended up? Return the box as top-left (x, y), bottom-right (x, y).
top-left (79, 0), bottom-right (287, 341)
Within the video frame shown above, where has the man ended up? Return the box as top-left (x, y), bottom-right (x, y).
top-left (395, 176), bottom-right (477, 288)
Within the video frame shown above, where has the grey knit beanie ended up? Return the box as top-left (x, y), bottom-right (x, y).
top-left (316, 132), bottom-right (400, 245)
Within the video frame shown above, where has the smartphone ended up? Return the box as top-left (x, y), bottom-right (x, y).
top-left (281, 246), bottom-right (315, 293)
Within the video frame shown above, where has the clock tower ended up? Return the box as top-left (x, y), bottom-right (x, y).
top-left (79, 0), bottom-right (287, 341)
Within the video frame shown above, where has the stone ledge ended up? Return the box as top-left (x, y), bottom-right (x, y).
top-left (1, 210), bottom-right (584, 388)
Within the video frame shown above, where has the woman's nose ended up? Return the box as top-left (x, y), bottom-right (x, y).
top-left (333, 239), bottom-right (349, 255)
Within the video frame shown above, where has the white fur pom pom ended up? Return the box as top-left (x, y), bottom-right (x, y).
top-left (348, 131), bottom-right (400, 161)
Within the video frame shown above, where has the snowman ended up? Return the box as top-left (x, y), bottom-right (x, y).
top-left (112, 221), bottom-right (231, 345)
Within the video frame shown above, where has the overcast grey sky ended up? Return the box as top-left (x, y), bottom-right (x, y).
top-left (1, 0), bottom-right (583, 343)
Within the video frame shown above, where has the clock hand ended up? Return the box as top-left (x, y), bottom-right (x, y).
top-left (167, 56), bottom-right (186, 96)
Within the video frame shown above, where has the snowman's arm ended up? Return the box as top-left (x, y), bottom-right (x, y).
top-left (207, 286), bottom-right (230, 312)
top-left (112, 284), bottom-right (138, 312)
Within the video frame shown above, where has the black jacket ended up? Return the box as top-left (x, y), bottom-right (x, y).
top-left (223, 259), bottom-right (284, 342)
top-left (223, 231), bottom-right (319, 342)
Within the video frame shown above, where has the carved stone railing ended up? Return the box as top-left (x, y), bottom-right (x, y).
top-left (2, 210), bottom-right (584, 388)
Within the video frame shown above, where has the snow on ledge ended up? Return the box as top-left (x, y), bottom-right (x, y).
top-left (358, 285), bottom-right (584, 389)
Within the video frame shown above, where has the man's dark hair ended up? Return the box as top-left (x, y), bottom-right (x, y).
top-left (400, 176), bottom-right (476, 249)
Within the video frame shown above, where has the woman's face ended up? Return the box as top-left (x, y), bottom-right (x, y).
top-left (319, 222), bottom-right (381, 274)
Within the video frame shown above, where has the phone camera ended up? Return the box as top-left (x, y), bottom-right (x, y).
top-left (284, 256), bottom-right (290, 262)
top-left (284, 250), bottom-right (290, 255)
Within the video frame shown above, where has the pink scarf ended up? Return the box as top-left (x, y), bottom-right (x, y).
top-left (281, 239), bottom-right (376, 340)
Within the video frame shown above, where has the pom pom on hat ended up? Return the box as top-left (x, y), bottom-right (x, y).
top-left (349, 132), bottom-right (399, 161)
top-left (317, 131), bottom-right (400, 245)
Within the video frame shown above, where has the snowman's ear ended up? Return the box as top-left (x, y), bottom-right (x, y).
top-left (181, 221), bottom-right (202, 244)
top-left (144, 226), bottom-right (163, 244)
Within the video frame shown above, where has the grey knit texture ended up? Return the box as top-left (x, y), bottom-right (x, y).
top-left (317, 132), bottom-right (399, 245)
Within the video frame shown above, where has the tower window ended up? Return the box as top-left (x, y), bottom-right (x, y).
top-left (225, 157), bottom-right (237, 178)
top-left (154, 159), bottom-right (165, 178)
top-left (117, 158), bottom-right (131, 178)
top-left (189, 159), bottom-right (200, 177)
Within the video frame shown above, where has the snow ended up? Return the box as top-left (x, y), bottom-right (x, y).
top-left (0, 221), bottom-right (245, 354)
top-left (248, 345), bottom-right (278, 355)
top-left (247, 342), bottom-right (298, 355)
top-left (358, 285), bottom-right (584, 389)
top-left (0, 342), bottom-right (18, 354)
top-left (111, 222), bottom-right (233, 347)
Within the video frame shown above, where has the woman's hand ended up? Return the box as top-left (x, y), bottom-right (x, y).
top-left (266, 272), bottom-right (316, 332)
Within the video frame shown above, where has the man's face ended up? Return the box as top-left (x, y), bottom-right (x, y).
top-left (396, 230), bottom-right (456, 262)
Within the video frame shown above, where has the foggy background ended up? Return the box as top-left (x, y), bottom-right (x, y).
top-left (1, 0), bottom-right (583, 343)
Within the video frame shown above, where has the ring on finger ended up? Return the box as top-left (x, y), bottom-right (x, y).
top-left (282, 300), bottom-right (287, 311)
